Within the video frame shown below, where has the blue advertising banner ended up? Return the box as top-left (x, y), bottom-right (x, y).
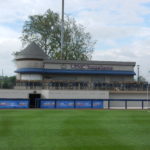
top-left (76, 100), bottom-right (91, 108)
top-left (40, 100), bottom-right (55, 108)
top-left (93, 100), bottom-right (103, 109)
top-left (56, 100), bottom-right (74, 108)
top-left (0, 100), bottom-right (29, 109)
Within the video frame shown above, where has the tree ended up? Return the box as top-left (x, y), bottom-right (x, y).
top-left (138, 76), bottom-right (147, 82)
top-left (0, 76), bottom-right (16, 89)
top-left (21, 9), bottom-right (96, 60)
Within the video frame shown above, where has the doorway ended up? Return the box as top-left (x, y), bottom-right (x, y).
top-left (29, 93), bottom-right (41, 108)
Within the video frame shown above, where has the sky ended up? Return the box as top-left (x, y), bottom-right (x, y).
top-left (1, 0), bottom-right (150, 81)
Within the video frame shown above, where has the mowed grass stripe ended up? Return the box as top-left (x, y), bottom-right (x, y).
top-left (0, 110), bottom-right (150, 150)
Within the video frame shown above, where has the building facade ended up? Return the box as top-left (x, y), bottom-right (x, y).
top-left (0, 42), bottom-right (149, 109)
top-left (15, 42), bottom-right (136, 90)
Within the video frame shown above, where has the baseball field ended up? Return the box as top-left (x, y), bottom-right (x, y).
top-left (0, 109), bottom-right (150, 150)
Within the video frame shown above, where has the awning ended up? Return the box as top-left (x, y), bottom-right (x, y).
top-left (15, 68), bottom-right (136, 75)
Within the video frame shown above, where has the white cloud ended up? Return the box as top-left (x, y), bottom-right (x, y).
top-left (0, 0), bottom-right (150, 80)
top-left (0, 38), bottom-right (21, 76)
top-left (0, 25), bottom-right (21, 76)
top-left (93, 39), bottom-right (150, 81)
top-left (0, 26), bottom-right (20, 40)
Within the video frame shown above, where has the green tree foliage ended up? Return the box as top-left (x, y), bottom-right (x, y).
top-left (0, 76), bottom-right (16, 89)
top-left (21, 9), bottom-right (96, 60)
top-left (138, 76), bottom-right (147, 82)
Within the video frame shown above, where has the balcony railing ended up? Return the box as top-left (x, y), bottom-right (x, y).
top-left (15, 80), bottom-right (150, 91)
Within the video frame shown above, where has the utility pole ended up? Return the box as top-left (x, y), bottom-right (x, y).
top-left (61, 0), bottom-right (64, 60)
top-left (137, 65), bottom-right (140, 82)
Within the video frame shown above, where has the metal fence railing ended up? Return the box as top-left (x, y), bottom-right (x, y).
top-left (16, 80), bottom-right (149, 91)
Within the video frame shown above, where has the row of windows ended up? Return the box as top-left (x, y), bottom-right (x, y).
top-left (16, 81), bottom-right (149, 91)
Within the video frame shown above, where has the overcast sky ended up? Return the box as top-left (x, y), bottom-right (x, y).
top-left (1, 0), bottom-right (150, 80)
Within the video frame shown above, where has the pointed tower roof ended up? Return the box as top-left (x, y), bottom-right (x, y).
top-left (15, 42), bottom-right (49, 60)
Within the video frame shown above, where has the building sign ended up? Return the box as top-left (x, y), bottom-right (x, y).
top-left (40, 100), bottom-right (55, 108)
top-left (93, 100), bottom-right (103, 109)
top-left (75, 100), bottom-right (91, 108)
top-left (56, 100), bottom-right (74, 108)
top-left (0, 100), bottom-right (29, 108)
top-left (71, 64), bottom-right (113, 70)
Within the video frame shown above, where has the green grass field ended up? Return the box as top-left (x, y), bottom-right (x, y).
top-left (0, 110), bottom-right (150, 150)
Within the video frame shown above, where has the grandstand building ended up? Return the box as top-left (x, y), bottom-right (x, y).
top-left (15, 42), bottom-right (136, 90)
top-left (0, 42), bottom-right (150, 109)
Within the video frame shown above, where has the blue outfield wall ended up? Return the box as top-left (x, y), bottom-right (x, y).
top-left (0, 99), bottom-right (29, 109)
top-left (93, 100), bottom-right (104, 109)
top-left (0, 99), bottom-right (104, 109)
top-left (76, 100), bottom-right (92, 108)
top-left (40, 99), bottom-right (104, 109)
top-left (56, 100), bottom-right (74, 109)
top-left (40, 100), bottom-right (55, 109)
top-left (1, 99), bottom-right (150, 109)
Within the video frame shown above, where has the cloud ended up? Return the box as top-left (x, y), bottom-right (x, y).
top-left (0, 0), bottom-right (150, 80)
top-left (0, 38), bottom-right (21, 76)
top-left (93, 39), bottom-right (150, 81)
top-left (0, 25), bottom-right (21, 76)
top-left (0, 0), bottom-right (62, 24)
top-left (0, 26), bottom-right (20, 40)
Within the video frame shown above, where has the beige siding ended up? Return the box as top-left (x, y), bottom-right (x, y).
top-left (16, 60), bottom-right (43, 69)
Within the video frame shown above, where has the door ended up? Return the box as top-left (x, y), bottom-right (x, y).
top-left (29, 94), bottom-right (41, 108)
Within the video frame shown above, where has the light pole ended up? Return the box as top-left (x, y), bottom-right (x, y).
top-left (146, 84), bottom-right (149, 109)
top-left (61, 0), bottom-right (64, 60)
top-left (137, 65), bottom-right (140, 82)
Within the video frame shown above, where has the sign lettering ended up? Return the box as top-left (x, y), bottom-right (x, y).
top-left (71, 64), bottom-right (113, 70)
